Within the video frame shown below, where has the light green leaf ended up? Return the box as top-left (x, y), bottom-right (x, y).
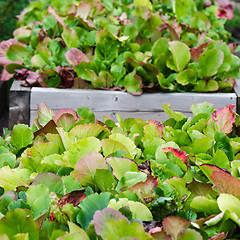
top-left (190, 196), bottom-right (220, 215)
top-left (10, 124), bottom-right (34, 149)
top-left (107, 157), bottom-right (138, 180)
top-left (26, 184), bottom-right (50, 220)
top-left (217, 193), bottom-right (240, 226)
top-left (108, 198), bottom-right (153, 221)
top-left (0, 166), bottom-right (30, 191)
top-left (0, 209), bottom-right (39, 239)
top-left (199, 49), bottom-right (224, 77)
top-left (168, 41), bottom-right (190, 72)
top-left (62, 28), bottom-right (79, 49)
top-left (176, 69), bottom-right (197, 86)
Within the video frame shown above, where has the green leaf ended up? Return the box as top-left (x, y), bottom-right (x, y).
top-left (69, 124), bottom-right (105, 141)
top-left (190, 196), bottom-right (220, 215)
top-left (176, 69), bottom-right (197, 86)
top-left (199, 49), bottom-right (224, 77)
top-left (214, 132), bottom-right (234, 161)
top-left (0, 153), bottom-right (16, 169)
top-left (151, 38), bottom-right (170, 60)
top-left (6, 43), bottom-right (32, 62)
top-left (10, 124), bottom-right (33, 150)
top-left (63, 137), bottom-right (102, 167)
top-left (117, 171), bottom-right (147, 192)
top-left (123, 71), bottom-right (143, 95)
top-left (217, 194), bottom-right (240, 226)
top-left (95, 30), bottom-right (118, 63)
top-left (62, 175), bottom-right (83, 194)
top-left (101, 139), bottom-right (131, 158)
top-left (191, 137), bottom-right (213, 154)
top-left (109, 133), bottom-right (137, 158)
top-left (179, 229), bottom-right (203, 240)
top-left (100, 218), bottom-right (153, 239)
top-left (162, 104), bottom-right (186, 122)
top-left (32, 172), bottom-right (64, 197)
top-left (61, 28), bottom-right (79, 49)
top-left (77, 107), bottom-right (95, 123)
top-left (107, 157), bottom-right (138, 180)
top-left (26, 184), bottom-right (50, 220)
top-left (0, 209), bottom-right (39, 239)
top-left (108, 198), bottom-right (153, 221)
top-left (191, 102), bottom-right (215, 116)
top-left (94, 169), bottom-right (117, 192)
top-left (77, 192), bottom-right (110, 229)
top-left (168, 41), bottom-right (190, 72)
top-left (209, 150), bottom-right (230, 171)
top-left (0, 166), bottom-right (31, 192)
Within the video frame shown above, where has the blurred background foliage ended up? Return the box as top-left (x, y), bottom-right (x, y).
top-left (0, 0), bottom-right (30, 42)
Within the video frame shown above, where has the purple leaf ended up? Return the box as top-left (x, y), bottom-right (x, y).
top-left (93, 208), bottom-right (129, 237)
top-left (59, 189), bottom-right (86, 207)
top-left (65, 48), bottom-right (89, 67)
top-left (56, 66), bottom-right (74, 88)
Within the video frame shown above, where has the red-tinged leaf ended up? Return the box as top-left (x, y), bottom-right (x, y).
top-left (0, 38), bottom-right (21, 66)
top-left (148, 121), bottom-right (164, 137)
top-left (93, 208), bottom-right (129, 237)
top-left (129, 176), bottom-right (158, 203)
top-left (75, 2), bottom-right (92, 20)
top-left (71, 151), bottom-right (108, 187)
top-left (200, 164), bottom-right (240, 199)
top-left (228, 42), bottom-right (238, 54)
top-left (37, 103), bottom-right (55, 127)
top-left (148, 226), bottom-right (162, 235)
top-left (0, 68), bottom-right (14, 81)
top-left (190, 41), bottom-right (209, 62)
top-left (47, 5), bottom-right (66, 27)
top-left (149, 228), bottom-right (171, 239)
top-left (65, 48), bottom-right (89, 67)
top-left (216, 4), bottom-right (234, 20)
top-left (53, 108), bottom-right (79, 132)
top-left (210, 105), bottom-right (236, 134)
top-left (59, 190), bottom-right (86, 207)
top-left (25, 72), bottom-right (41, 85)
top-left (162, 147), bottom-right (188, 165)
top-left (34, 120), bottom-right (58, 138)
top-left (186, 178), bottom-right (219, 198)
top-left (208, 232), bottom-right (228, 240)
top-left (162, 216), bottom-right (190, 239)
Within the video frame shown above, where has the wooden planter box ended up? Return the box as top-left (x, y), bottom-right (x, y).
top-left (9, 80), bottom-right (240, 129)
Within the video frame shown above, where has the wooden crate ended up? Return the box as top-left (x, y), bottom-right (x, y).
top-left (9, 81), bottom-right (240, 128)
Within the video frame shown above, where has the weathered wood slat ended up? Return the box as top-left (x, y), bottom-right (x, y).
top-left (10, 81), bottom-right (238, 128)
top-left (30, 86), bottom-right (236, 112)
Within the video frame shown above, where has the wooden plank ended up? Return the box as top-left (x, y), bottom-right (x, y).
top-left (31, 86), bottom-right (236, 112)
